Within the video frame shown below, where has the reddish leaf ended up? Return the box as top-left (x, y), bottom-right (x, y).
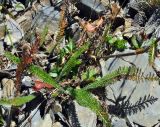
top-left (80, 17), bottom-right (104, 32)
top-left (33, 80), bottom-right (53, 91)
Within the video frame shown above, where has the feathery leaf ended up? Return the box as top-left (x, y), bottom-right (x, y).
top-left (58, 43), bottom-right (89, 80)
top-left (0, 95), bottom-right (35, 106)
top-left (29, 65), bottom-right (61, 89)
top-left (71, 89), bottom-right (111, 127)
top-left (84, 66), bottom-right (159, 90)
top-left (4, 51), bottom-right (21, 64)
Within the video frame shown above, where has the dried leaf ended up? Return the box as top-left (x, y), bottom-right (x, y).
top-left (33, 80), bottom-right (53, 91)
top-left (80, 17), bottom-right (104, 32)
top-left (111, 3), bottom-right (120, 18)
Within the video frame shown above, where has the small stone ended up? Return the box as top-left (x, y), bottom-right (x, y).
top-left (0, 40), bottom-right (4, 54)
top-left (101, 50), bottom-right (160, 126)
top-left (0, 70), bottom-right (11, 80)
top-left (75, 0), bottom-right (107, 19)
top-left (1, 78), bottom-right (15, 98)
top-left (53, 101), bottom-right (62, 113)
top-left (73, 101), bottom-right (97, 127)
top-left (4, 15), bottom-right (24, 45)
top-left (52, 122), bottom-right (63, 127)
top-left (145, 8), bottom-right (160, 36)
top-left (40, 114), bottom-right (53, 127)
top-left (22, 76), bottom-right (33, 87)
top-left (111, 117), bottom-right (128, 127)
top-left (31, 6), bottom-right (60, 34)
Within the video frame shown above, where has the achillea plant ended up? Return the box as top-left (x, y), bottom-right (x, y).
top-left (3, 38), bottom-right (159, 127)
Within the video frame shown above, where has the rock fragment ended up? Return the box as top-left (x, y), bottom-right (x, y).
top-left (1, 78), bottom-right (15, 98)
top-left (101, 50), bottom-right (160, 126)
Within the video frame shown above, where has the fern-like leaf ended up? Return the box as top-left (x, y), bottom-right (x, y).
top-left (58, 43), bottom-right (89, 80)
top-left (29, 65), bottom-right (61, 89)
top-left (4, 51), bottom-right (21, 64)
top-left (84, 66), bottom-right (159, 90)
top-left (71, 89), bottom-right (111, 127)
top-left (84, 66), bottom-right (137, 90)
top-left (0, 95), bottom-right (35, 106)
top-left (4, 52), bottom-right (61, 89)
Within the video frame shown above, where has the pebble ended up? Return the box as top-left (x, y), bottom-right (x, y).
top-left (73, 101), bottom-right (97, 127)
top-left (1, 78), bottom-right (15, 98)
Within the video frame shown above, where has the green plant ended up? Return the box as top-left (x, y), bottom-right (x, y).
top-left (70, 88), bottom-right (111, 126)
top-left (3, 44), bottom-right (111, 126)
top-left (57, 42), bottom-right (90, 80)
top-left (131, 35), bottom-right (140, 49)
top-left (84, 66), bottom-right (159, 90)
top-left (81, 67), bottom-right (98, 81)
top-left (148, 38), bottom-right (157, 66)
top-left (0, 95), bottom-right (35, 106)
top-left (3, 41), bottom-right (159, 127)
top-left (59, 38), bottom-right (75, 63)
top-left (106, 35), bottom-right (127, 51)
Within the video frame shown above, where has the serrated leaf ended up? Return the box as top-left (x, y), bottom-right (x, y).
top-left (58, 43), bottom-right (89, 80)
top-left (29, 65), bottom-right (61, 89)
top-left (83, 66), bottom-right (137, 90)
top-left (4, 51), bottom-right (21, 64)
top-left (71, 89), bottom-right (111, 126)
top-left (4, 52), bottom-right (62, 89)
top-left (84, 66), bottom-right (159, 90)
top-left (0, 95), bottom-right (35, 106)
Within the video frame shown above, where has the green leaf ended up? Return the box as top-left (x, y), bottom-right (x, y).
top-left (84, 66), bottom-right (159, 90)
top-left (0, 95), bottom-right (35, 106)
top-left (71, 89), bottom-right (111, 127)
top-left (108, 36), bottom-right (117, 44)
top-left (49, 72), bottom-right (58, 78)
top-left (67, 38), bottom-right (75, 53)
top-left (81, 67), bottom-right (98, 81)
top-left (29, 65), bottom-right (61, 89)
top-left (115, 39), bottom-right (127, 50)
top-left (148, 38), bottom-right (157, 66)
top-left (131, 35), bottom-right (139, 49)
top-left (83, 66), bottom-right (137, 90)
top-left (4, 51), bottom-right (21, 64)
top-left (106, 35), bottom-right (116, 44)
top-left (4, 52), bottom-right (62, 89)
top-left (58, 43), bottom-right (89, 80)
top-left (14, 3), bottom-right (25, 11)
